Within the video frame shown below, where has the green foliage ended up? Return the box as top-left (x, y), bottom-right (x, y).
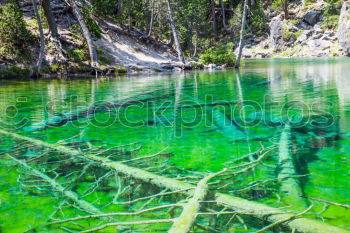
top-left (282, 24), bottom-right (293, 41)
top-left (67, 49), bottom-right (88, 63)
top-left (97, 48), bottom-right (112, 65)
top-left (249, 0), bottom-right (268, 35)
top-left (199, 42), bottom-right (236, 66)
top-left (0, 1), bottom-right (34, 61)
top-left (49, 64), bottom-right (61, 73)
top-left (68, 24), bottom-right (90, 63)
top-left (82, 6), bottom-right (102, 38)
top-left (91, 0), bottom-right (117, 15)
top-left (271, 0), bottom-right (285, 12)
top-left (322, 0), bottom-right (342, 30)
top-left (0, 65), bottom-right (30, 79)
top-left (323, 15), bottom-right (339, 30)
top-left (113, 65), bottom-right (128, 73)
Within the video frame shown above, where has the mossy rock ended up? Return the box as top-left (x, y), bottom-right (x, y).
top-left (98, 65), bottom-right (127, 74)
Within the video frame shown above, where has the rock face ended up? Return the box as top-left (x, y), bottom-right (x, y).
top-left (269, 15), bottom-right (284, 51)
top-left (303, 10), bottom-right (322, 26)
top-left (337, 2), bottom-right (350, 56)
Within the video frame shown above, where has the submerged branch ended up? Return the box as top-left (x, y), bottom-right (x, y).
top-left (80, 219), bottom-right (174, 233)
top-left (7, 154), bottom-right (103, 216)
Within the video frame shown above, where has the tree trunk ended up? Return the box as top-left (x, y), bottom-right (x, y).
top-left (168, 170), bottom-right (225, 233)
top-left (32, 0), bottom-right (45, 77)
top-left (148, 0), bottom-right (155, 37)
top-left (210, 0), bottom-right (217, 34)
top-left (41, 0), bottom-right (59, 38)
top-left (115, 0), bottom-right (123, 14)
top-left (283, 0), bottom-right (289, 19)
top-left (220, 0), bottom-right (226, 28)
top-left (165, 0), bottom-right (185, 65)
top-left (69, 0), bottom-right (98, 67)
top-left (42, 0), bottom-right (67, 75)
top-left (234, 0), bottom-right (248, 68)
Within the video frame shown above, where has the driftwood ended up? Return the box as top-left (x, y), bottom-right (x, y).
top-left (0, 129), bottom-right (348, 233)
top-left (278, 125), bottom-right (307, 210)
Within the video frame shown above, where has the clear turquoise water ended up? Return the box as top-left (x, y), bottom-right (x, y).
top-left (0, 58), bottom-right (350, 232)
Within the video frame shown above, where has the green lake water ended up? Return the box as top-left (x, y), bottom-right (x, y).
top-left (0, 58), bottom-right (350, 232)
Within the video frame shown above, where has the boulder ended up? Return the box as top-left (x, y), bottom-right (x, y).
top-left (303, 10), bottom-right (322, 26)
top-left (296, 30), bottom-right (312, 44)
top-left (337, 2), bottom-right (350, 56)
top-left (298, 21), bottom-right (312, 30)
top-left (269, 15), bottom-right (284, 51)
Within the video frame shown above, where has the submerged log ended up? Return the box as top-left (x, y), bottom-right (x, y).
top-left (185, 95), bottom-right (247, 141)
top-left (168, 169), bottom-right (226, 233)
top-left (23, 91), bottom-right (176, 132)
top-left (278, 125), bottom-right (307, 210)
top-left (0, 129), bottom-right (348, 233)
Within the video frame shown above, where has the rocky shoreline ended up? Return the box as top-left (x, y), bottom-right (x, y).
top-left (238, 1), bottom-right (350, 59)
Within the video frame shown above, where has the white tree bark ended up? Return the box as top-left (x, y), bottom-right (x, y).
top-left (69, 0), bottom-right (99, 67)
top-left (235, 0), bottom-right (248, 68)
top-left (165, 0), bottom-right (185, 65)
top-left (32, 0), bottom-right (45, 77)
top-left (148, 0), bottom-right (155, 37)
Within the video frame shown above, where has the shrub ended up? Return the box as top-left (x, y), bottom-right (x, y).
top-left (67, 48), bottom-right (88, 63)
top-left (249, 1), bottom-right (268, 35)
top-left (0, 1), bottom-right (33, 60)
top-left (199, 42), bottom-right (236, 66)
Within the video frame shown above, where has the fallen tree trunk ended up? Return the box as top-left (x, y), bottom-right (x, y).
top-left (278, 125), bottom-right (307, 210)
top-left (23, 91), bottom-right (176, 132)
top-left (0, 130), bottom-right (348, 233)
top-left (168, 169), bottom-right (226, 233)
top-left (7, 154), bottom-right (102, 215)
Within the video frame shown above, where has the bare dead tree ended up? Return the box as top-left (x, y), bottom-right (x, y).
top-left (235, 0), bottom-right (248, 68)
top-left (31, 0), bottom-right (45, 78)
top-left (165, 0), bottom-right (185, 65)
top-left (148, 0), bottom-right (155, 37)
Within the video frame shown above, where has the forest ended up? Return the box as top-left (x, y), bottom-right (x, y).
top-left (0, 0), bottom-right (349, 77)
